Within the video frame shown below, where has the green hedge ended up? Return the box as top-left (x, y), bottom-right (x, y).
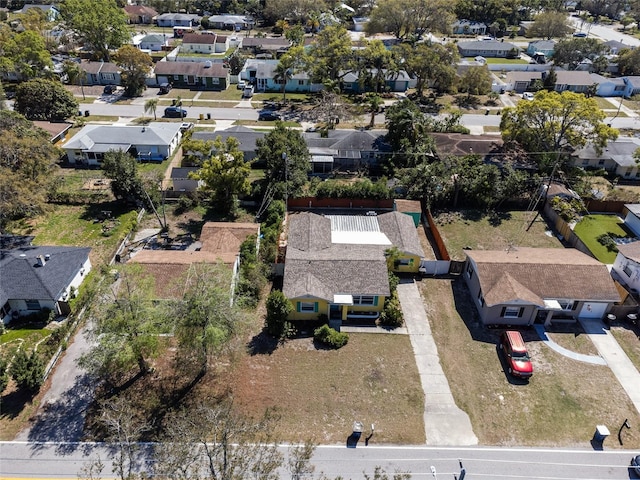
top-left (314, 324), bottom-right (349, 349)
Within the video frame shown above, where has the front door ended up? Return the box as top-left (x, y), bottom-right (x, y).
top-left (329, 304), bottom-right (341, 320)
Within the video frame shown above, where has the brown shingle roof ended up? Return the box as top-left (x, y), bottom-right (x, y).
top-left (183, 33), bottom-right (215, 44)
top-left (199, 222), bottom-right (259, 256)
top-left (124, 5), bottom-right (158, 17)
top-left (154, 61), bottom-right (228, 78)
top-left (377, 211), bottom-right (424, 257)
top-left (466, 247), bottom-right (620, 306)
top-left (431, 133), bottom-right (502, 158)
top-left (616, 242), bottom-right (640, 263)
top-left (286, 212), bottom-right (331, 252)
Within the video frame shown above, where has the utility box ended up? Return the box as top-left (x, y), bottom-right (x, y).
top-left (594, 425), bottom-right (610, 442)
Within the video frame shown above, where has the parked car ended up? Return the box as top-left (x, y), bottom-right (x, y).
top-left (499, 330), bottom-right (534, 379)
top-left (573, 32), bottom-right (587, 37)
top-left (103, 84), bottom-right (116, 94)
top-left (258, 111), bottom-right (281, 121)
top-left (632, 455), bottom-right (640, 476)
top-left (237, 80), bottom-right (246, 90)
top-left (159, 82), bottom-right (172, 94)
top-left (522, 92), bottom-right (534, 100)
top-left (243, 85), bottom-right (255, 98)
top-left (164, 106), bottom-right (187, 118)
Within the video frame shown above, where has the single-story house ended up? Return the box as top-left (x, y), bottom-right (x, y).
top-left (572, 137), bottom-right (640, 179)
top-left (303, 130), bottom-right (391, 174)
top-left (283, 211), bottom-right (424, 324)
top-left (156, 13), bottom-right (201, 27)
top-left (32, 121), bottom-right (73, 144)
top-left (541, 181), bottom-right (580, 201)
top-left (624, 76), bottom-right (640, 98)
top-left (63, 123), bottom-right (183, 166)
top-left (612, 241), bottom-right (640, 293)
top-left (1, 243), bottom-right (92, 323)
top-left (181, 33), bottom-right (228, 54)
top-left (452, 20), bottom-right (487, 35)
top-left (191, 126), bottom-right (266, 163)
top-left (352, 17), bottom-right (369, 32)
top-left (526, 39), bottom-right (556, 58)
top-left (79, 61), bottom-right (121, 86)
top-left (592, 73), bottom-right (626, 97)
top-left (239, 37), bottom-right (291, 54)
top-left (154, 60), bottom-right (229, 90)
top-left (132, 33), bottom-right (171, 52)
top-left (17, 4), bottom-right (60, 20)
top-left (206, 14), bottom-right (254, 30)
top-left (240, 59), bottom-right (322, 93)
top-left (505, 71), bottom-right (543, 93)
top-left (553, 70), bottom-right (594, 93)
top-left (124, 5), bottom-right (158, 24)
top-left (340, 69), bottom-right (412, 93)
top-left (604, 39), bottom-right (633, 55)
top-left (623, 204), bottom-right (640, 237)
top-left (464, 247), bottom-right (620, 326)
top-left (457, 40), bottom-right (519, 58)
top-left (170, 166), bottom-right (202, 192)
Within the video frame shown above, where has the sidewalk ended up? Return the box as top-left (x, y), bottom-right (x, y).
top-left (579, 318), bottom-right (640, 415)
top-left (397, 280), bottom-right (478, 446)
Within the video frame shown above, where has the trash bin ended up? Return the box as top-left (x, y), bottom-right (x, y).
top-left (78, 110), bottom-right (82, 117)
top-left (84, 110), bottom-right (90, 117)
top-left (593, 425), bottom-right (610, 442)
top-left (199, 113), bottom-right (204, 120)
top-left (207, 113), bottom-right (211, 120)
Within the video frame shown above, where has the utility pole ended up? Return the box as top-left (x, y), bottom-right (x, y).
top-left (283, 152), bottom-right (288, 214)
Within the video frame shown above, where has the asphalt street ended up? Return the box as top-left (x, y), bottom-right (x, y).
top-left (1, 442), bottom-right (639, 479)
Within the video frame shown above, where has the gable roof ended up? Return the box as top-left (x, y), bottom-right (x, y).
top-left (575, 137), bottom-right (640, 166)
top-left (191, 126), bottom-right (265, 154)
top-left (457, 40), bottom-right (519, 51)
top-left (124, 5), bottom-right (158, 17)
top-left (377, 211), bottom-right (424, 257)
top-left (0, 246), bottom-right (90, 305)
top-left (199, 222), bottom-right (260, 256)
top-left (154, 61), bottom-right (228, 78)
top-left (80, 60), bottom-right (119, 75)
top-left (241, 37), bottom-right (291, 49)
top-left (466, 247), bottom-right (620, 306)
top-left (183, 33), bottom-right (216, 45)
top-left (303, 130), bottom-right (390, 157)
top-left (32, 121), bottom-right (72, 143)
top-left (431, 132), bottom-right (502, 158)
top-left (555, 70), bottom-right (593, 86)
top-left (617, 241), bottom-right (640, 263)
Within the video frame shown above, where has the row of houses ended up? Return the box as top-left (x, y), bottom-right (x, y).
top-left (504, 70), bottom-right (640, 97)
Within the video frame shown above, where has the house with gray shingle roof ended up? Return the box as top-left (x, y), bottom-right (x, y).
top-left (572, 137), bottom-right (640, 179)
top-left (464, 247), bottom-right (620, 326)
top-left (156, 13), bottom-right (201, 27)
top-left (124, 5), bottom-right (158, 24)
top-left (191, 126), bottom-right (265, 163)
top-left (526, 39), bottom-right (556, 58)
top-left (624, 76), bottom-right (640, 97)
top-left (79, 60), bottom-right (121, 86)
top-left (1, 244), bottom-right (92, 323)
top-left (553, 70), bottom-right (594, 93)
top-left (505, 71), bottom-right (543, 93)
top-left (154, 60), bottom-right (229, 90)
top-left (612, 241), bottom-right (640, 293)
top-left (283, 211), bottom-right (424, 324)
top-left (457, 39), bottom-right (519, 58)
top-left (63, 123), bottom-right (182, 166)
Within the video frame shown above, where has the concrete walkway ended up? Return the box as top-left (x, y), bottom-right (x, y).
top-left (603, 97), bottom-right (638, 118)
top-left (397, 280), bottom-right (478, 446)
top-left (579, 318), bottom-right (640, 416)
top-left (533, 325), bottom-right (607, 365)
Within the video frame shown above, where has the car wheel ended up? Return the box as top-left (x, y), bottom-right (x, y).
top-left (508, 367), bottom-right (513, 375)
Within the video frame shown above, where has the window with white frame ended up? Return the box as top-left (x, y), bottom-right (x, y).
top-left (623, 263), bottom-right (633, 277)
top-left (299, 302), bottom-right (315, 312)
top-left (353, 295), bottom-right (375, 305)
top-left (503, 306), bottom-right (521, 318)
top-left (556, 299), bottom-right (575, 310)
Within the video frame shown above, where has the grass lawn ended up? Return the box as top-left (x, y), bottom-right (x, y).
top-left (198, 89), bottom-right (245, 101)
top-left (230, 333), bottom-right (425, 444)
top-left (573, 214), bottom-right (630, 263)
top-left (420, 277), bottom-right (640, 447)
top-left (463, 57), bottom-right (528, 64)
top-left (593, 97), bottom-right (619, 110)
top-left (610, 326), bottom-right (640, 372)
top-left (434, 210), bottom-right (562, 261)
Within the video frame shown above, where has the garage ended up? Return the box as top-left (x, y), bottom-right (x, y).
top-left (579, 302), bottom-right (609, 319)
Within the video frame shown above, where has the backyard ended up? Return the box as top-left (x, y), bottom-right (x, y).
top-left (573, 214), bottom-right (631, 263)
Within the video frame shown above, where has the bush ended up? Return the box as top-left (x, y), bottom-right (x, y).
top-left (265, 290), bottom-right (293, 337)
top-left (314, 324), bottom-right (349, 349)
top-left (175, 194), bottom-right (195, 214)
top-left (0, 357), bottom-right (8, 394)
top-left (9, 349), bottom-right (45, 393)
top-left (379, 291), bottom-right (403, 328)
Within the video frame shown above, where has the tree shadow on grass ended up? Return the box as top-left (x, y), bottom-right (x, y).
top-left (247, 331), bottom-right (279, 355)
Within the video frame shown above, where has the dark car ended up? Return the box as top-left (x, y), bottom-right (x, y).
top-left (258, 111), bottom-right (281, 121)
top-left (103, 84), bottom-right (116, 94)
top-left (164, 106), bottom-right (187, 118)
top-left (499, 330), bottom-right (534, 379)
top-left (632, 455), bottom-right (640, 476)
top-left (159, 82), bottom-right (172, 94)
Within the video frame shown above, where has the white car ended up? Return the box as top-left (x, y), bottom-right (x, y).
top-left (237, 81), bottom-right (246, 90)
top-left (522, 92), bottom-right (534, 100)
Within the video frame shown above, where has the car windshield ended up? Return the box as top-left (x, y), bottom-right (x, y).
top-left (512, 351), bottom-right (530, 360)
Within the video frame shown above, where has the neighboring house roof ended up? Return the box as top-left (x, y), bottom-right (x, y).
top-left (625, 76), bottom-right (640, 88)
top-left (80, 61), bottom-right (119, 75)
top-left (377, 212), bottom-right (425, 257)
top-left (241, 37), bottom-right (291, 49)
top-left (303, 130), bottom-right (390, 157)
top-left (247, 59), bottom-right (311, 80)
top-left (18, 4), bottom-right (58, 14)
top-left (466, 247), bottom-right (620, 307)
top-left (199, 222), bottom-right (260, 256)
top-left (591, 73), bottom-right (625, 86)
top-left (154, 61), bottom-right (228, 78)
top-left (0, 246), bottom-right (91, 305)
top-left (616, 242), bottom-right (640, 263)
top-left (171, 167), bottom-right (199, 179)
top-left (505, 71), bottom-right (542, 83)
top-left (528, 39), bottom-right (556, 50)
top-left (543, 181), bottom-right (580, 199)
top-left (183, 33), bottom-right (216, 44)
top-left (604, 39), bottom-right (631, 52)
top-left (32, 121), bottom-right (72, 143)
top-left (555, 70), bottom-right (593, 86)
top-left (64, 123), bottom-right (182, 152)
top-left (124, 5), bottom-right (158, 17)
top-left (208, 14), bottom-right (251, 25)
top-left (575, 137), bottom-right (640, 167)
top-left (156, 13), bottom-right (201, 21)
top-left (457, 40), bottom-right (519, 52)
top-left (431, 133), bottom-right (502, 158)
top-left (140, 34), bottom-right (168, 43)
top-left (192, 126), bottom-right (265, 155)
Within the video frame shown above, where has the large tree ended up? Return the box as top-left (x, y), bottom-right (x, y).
top-left (552, 37), bottom-right (610, 70)
top-left (527, 10), bottom-right (572, 39)
top-left (0, 30), bottom-right (53, 79)
top-left (60, 0), bottom-right (130, 62)
top-left (366, 0), bottom-right (455, 39)
top-left (306, 25), bottom-right (353, 84)
top-left (255, 123), bottom-right (310, 200)
top-left (458, 65), bottom-right (493, 96)
top-left (263, 0), bottom-right (325, 24)
top-left (617, 47), bottom-right (640, 76)
top-left (500, 90), bottom-right (618, 170)
top-left (394, 42), bottom-right (458, 96)
top-left (191, 136), bottom-right (251, 214)
top-left (102, 150), bottom-right (145, 204)
top-left (0, 111), bottom-right (60, 228)
top-left (356, 39), bottom-right (398, 93)
top-left (114, 45), bottom-right (153, 97)
top-left (14, 79), bottom-right (78, 121)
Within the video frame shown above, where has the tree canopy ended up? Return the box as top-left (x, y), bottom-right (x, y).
top-left (102, 150), bottom-right (145, 204)
top-left (14, 79), bottom-right (78, 121)
top-left (552, 37), bottom-right (610, 70)
top-left (60, 0), bottom-right (130, 62)
top-left (0, 29), bottom-right (53, 79)
top-left (0, 110), bottom-right (60, 227)
top-left (366, 0), bottom-right (455, 39)
top-left (114, 45), bottom-right (153, 97)
top-left (306, 25), bottom-right (353, 83)
top-left (617, 47), bottom-right (640, 76)
top-left (500, 90), bottom-right (618, 170)
top-left (394, 42), bottom-right (458, 96)
top-left (527, 10), bottom-right (572, 39)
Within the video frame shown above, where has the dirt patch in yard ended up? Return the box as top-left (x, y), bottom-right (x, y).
top-left (419, 276), bottom-right (640, 447)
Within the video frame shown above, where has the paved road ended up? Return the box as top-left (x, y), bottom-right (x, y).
top-left (568, 15), bottom-right (640, 47)
top-left (1, 442), bottom-right (638, 479)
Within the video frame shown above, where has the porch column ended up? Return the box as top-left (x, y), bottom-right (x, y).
top-left (544, 310), bottom-right (554, 327)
